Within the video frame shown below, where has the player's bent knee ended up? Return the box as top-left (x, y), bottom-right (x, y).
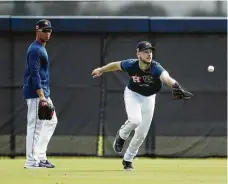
top-left (129, 117), bottom-right (142, 128)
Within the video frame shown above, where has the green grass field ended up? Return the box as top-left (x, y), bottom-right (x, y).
top-left (0, 157), bottom-right (226, 184)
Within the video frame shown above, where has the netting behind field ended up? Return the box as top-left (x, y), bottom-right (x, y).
top-left (0, 32), bottom-right (226, 157)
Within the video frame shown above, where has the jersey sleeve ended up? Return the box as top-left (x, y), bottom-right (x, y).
top-left (152, 62), bottom-right (166, 78)
top-left (120, 59), bottom-right (134, 72)
top-left (28, 50), bottom-right (42, 90)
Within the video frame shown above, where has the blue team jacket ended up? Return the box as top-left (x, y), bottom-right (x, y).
top-left (22, 40), bottom-right (50, 99)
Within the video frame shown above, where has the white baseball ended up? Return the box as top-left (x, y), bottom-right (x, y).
top-left (208, 65), bottom-right (214, 72)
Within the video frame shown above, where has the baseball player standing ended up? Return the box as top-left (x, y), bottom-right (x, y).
top-left (92, 41), bottom-right (193, 171)
top-left (22, 19), bottom-right (57, 169)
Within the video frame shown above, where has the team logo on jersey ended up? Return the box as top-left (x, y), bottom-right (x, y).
top-left (142, 75), bottom-right (154, 83)
top-left (131, 74), bottom-right (141, 83)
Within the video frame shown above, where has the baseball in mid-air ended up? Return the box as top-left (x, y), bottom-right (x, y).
top-left (207, 65), bottom-right (214, 72)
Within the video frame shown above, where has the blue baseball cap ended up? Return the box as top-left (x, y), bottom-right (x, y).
top-left (36, 19), bottom-right (53, 30)
top-left (136, 41), bottom-right (155, 52)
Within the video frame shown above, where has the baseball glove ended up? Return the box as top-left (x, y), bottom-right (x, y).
top-left (38, 100), bottom-right (55, 120)
top-left (172, 83), bottom-right (193, 100)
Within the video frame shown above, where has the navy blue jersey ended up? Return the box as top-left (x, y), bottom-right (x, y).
top-left (121, 59), bottom-right (165, 96)
top-left (23, 40), bottom-right (50, 99)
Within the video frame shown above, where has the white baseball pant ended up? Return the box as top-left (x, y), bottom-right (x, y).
top-left (24, 97), bottom-right (58, 167)
top-left (119, 87), bottom-right (156, 162)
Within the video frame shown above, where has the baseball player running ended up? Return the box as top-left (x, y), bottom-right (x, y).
top-left (23, 19), bottom-right (57, 169)
top-left (92, 41), bottom-right (193, 171)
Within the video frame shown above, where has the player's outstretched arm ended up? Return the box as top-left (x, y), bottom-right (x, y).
top-left (160, 71), bottom-right (193, 100)
top-left (159, 71), bottom-right (177, 88)
top-left (92, 61), bottom-right (122, 78)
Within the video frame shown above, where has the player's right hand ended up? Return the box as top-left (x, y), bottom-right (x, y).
top-left (92, 67), bottom-right (103, 78)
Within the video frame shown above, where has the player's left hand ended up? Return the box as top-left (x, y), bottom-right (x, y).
top-left (92, 68), bottom-right (103, 78)
top-left (172, 83), bottom-right (193, 100)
